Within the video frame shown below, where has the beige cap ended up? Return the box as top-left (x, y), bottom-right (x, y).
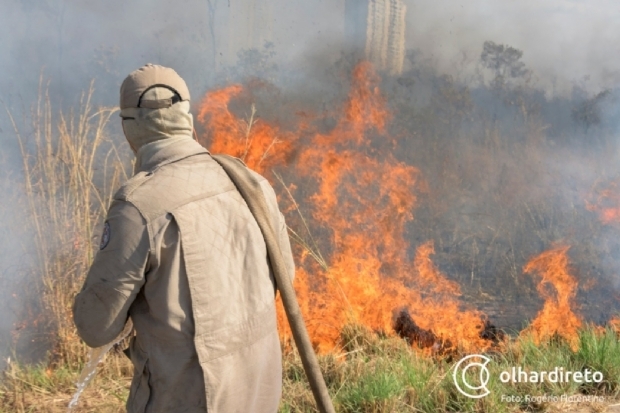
top-left (120, 64), bottom-right (191, 109)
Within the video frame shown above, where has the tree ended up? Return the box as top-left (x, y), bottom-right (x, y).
top-left (571, 90), bottom-right (610, 133)
top-left (218, 42), bottom-right (278, 83)
top-left (480, 41), bottom-right (529, 90)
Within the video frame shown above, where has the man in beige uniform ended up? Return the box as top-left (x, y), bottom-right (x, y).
top-left (73, 64), bottom-right (295, 413)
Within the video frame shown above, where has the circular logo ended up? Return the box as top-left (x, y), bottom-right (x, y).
top-left (100, 221), bottom-right (111, 250)
top-left (453, 354), bottom-right (491, 398)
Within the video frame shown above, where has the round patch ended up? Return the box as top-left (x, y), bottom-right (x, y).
top-left (100, 221), bottom-right (111, 250)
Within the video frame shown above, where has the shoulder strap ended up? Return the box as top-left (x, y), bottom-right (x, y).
top-left (210, 154), bottom-right (284, 282)
top-left (210, 153), bottom-right (335, 413)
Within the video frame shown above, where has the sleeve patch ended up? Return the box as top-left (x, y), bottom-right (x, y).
top-left (100, 221), bottom-right (111, 250)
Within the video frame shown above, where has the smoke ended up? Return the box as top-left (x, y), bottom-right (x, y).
top-left (2, 0), bottom-right (618, 110)
top-left (0, 162), bottom-right (33, 365)
top-left (405, 0), bottom-right (620, 94)
top-left (0, 0), bottom-right (619, 360)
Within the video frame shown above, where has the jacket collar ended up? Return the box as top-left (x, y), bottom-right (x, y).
top-left (136, 137), bottom-right (210, 174)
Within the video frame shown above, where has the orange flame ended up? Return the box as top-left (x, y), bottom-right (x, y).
top-left (610, 316), bottom-right (620, 337)
top-left (275, 241), bottom-right (491, 354)
top-left (198, 62), bottom-right (492, 354)
top-left (196, 84), bottom-right (296, 175)
top-left (586, 178), bottom-right (620, 225)
top-left (522, 246), bottom-right (582, 350)
top-left (407, 242), bottom-right (492, 353)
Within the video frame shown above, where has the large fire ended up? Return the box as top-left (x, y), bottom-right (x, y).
top-left (197, 62), bottom-right (494, 354)
top-left (196, 62), bottom-right (616, 355)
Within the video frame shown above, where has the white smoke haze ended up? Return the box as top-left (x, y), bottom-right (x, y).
top-left (407, 0), bottom-right (620, 94)
top-left (1, 0), bottom-right (617, 104)
top-left (0, 0), bottom-right (619, 361)
top-left (0, 166), bottom-right (33, 364)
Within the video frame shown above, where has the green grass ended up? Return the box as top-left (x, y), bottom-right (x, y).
top-left (0, 319), bottom-right (618, 412)
top-left (278, 324), bottom-right (620, 413)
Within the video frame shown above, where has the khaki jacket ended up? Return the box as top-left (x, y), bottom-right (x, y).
top-left (73, 138), bottom-right (295, 413)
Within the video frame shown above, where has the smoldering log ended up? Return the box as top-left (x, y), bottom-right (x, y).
top-left (392, 308), bottom-right (437, 348)
top-left (479, 319), bottom-right (505, 344)
top-left (393, 308), bottom-right (505, 350)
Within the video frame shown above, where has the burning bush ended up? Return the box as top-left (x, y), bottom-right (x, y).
top-left (198, 62), bottom-right (504, 354)
top-left (198, 58), bottom-right (620, 355)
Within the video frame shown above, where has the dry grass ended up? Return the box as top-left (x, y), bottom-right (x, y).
top-left (5, 78), bottom-right (129, 368)
top-left (1, 79), bottom-right (131, 412)
top-left (0, 352), bottom-right (131, 413)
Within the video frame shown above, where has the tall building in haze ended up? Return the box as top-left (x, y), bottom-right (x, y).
top-left (344, 0), bottom-right (406, 75)
top-left (223, 0), bottom-right (273, 65)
